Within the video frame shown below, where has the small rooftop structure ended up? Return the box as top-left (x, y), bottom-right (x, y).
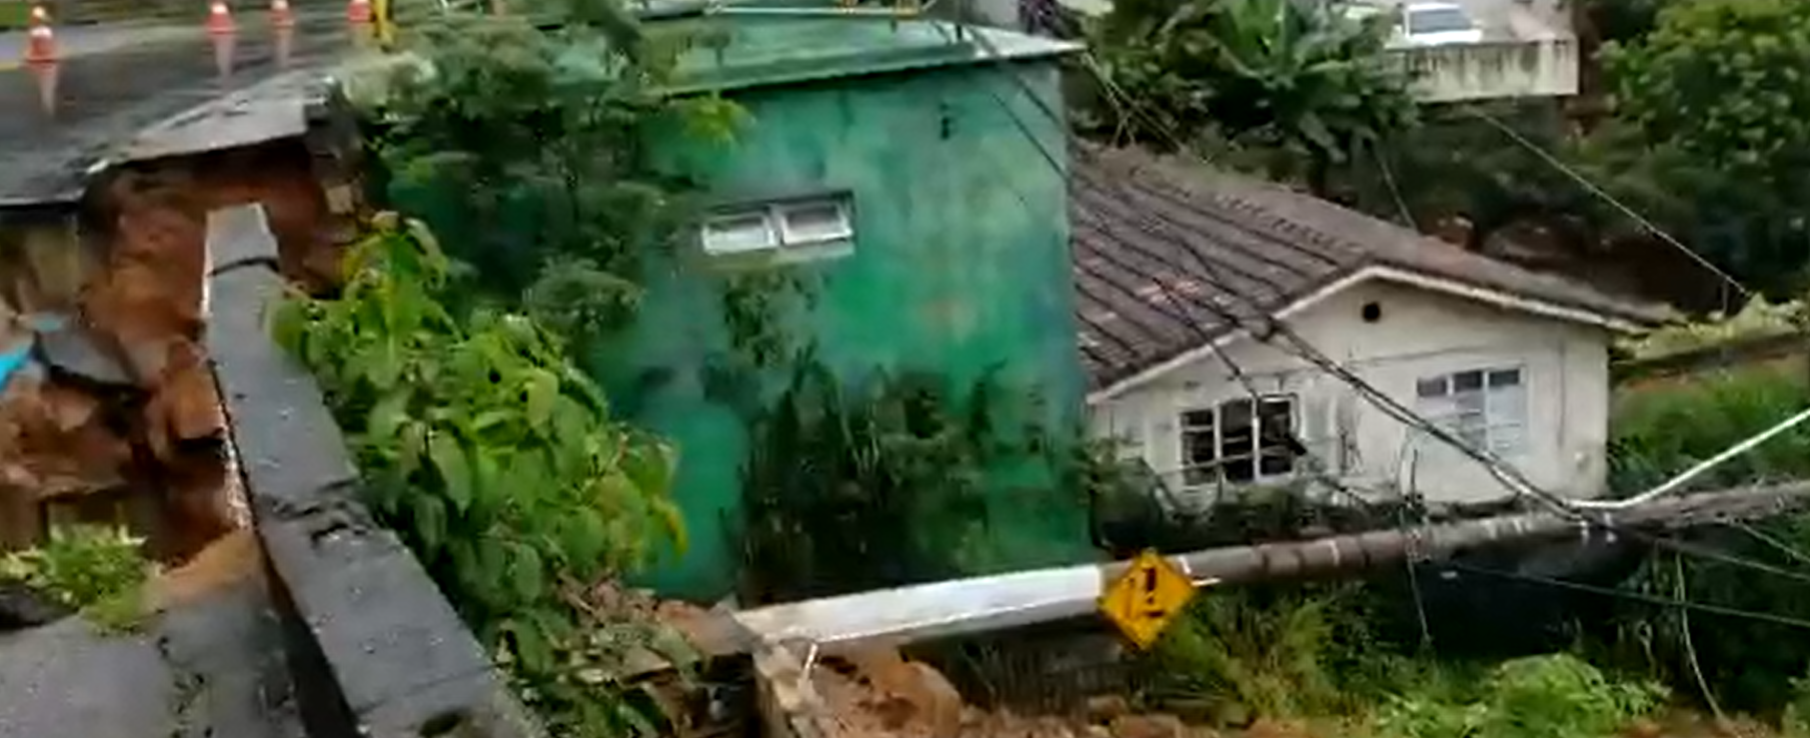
top-left (646, 4), bottom-right (1079, 94)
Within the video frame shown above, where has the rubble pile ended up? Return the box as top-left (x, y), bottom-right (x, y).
top-left (806, 646), bottom-right (1234, 738)
top-left (0, 140), bottom-right (342, 562)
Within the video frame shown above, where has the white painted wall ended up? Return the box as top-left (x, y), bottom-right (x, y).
top-left (1398, 37), bottom-right (1579, 103)
top-left (1089, 278), bottom-right (1612, 510)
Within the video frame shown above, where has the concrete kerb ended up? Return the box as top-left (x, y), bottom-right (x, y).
top-left (202, 202), bottom-right (545, 738)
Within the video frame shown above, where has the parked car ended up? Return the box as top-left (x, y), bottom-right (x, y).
top-left (1399, 1), bottom-right (1483, 45)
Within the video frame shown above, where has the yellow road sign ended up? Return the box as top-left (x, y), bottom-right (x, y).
top-left (1099, 549), bottom-right (1196, 650)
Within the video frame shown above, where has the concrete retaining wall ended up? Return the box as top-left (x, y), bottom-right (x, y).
top-left (199, 88), bottom-right (545, 738)
top-left (204, 200), bottom-right (545, 738)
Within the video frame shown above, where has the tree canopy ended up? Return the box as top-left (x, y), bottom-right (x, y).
top-left (1085, 0), bottom-right (1418, 194)
top-left (1601, 0), bottom-right (1810, 287)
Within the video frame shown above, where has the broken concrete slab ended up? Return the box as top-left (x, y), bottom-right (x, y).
top-left (34, 324), bottom-right (131, 387)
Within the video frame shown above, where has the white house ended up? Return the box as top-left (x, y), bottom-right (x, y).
top-left (1071, 147), bottom-right (1668, 511)
top-left (1024, 0), bottom-right (1578, 103)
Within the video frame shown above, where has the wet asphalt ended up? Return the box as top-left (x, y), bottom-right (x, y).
top-left (0, 6), bottom-right (362, 203)
top-left (0, 9), bottom-right (357, 736)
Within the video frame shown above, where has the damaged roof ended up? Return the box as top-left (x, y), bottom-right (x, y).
top-left (1070, 144), bottom-right (1670, 392)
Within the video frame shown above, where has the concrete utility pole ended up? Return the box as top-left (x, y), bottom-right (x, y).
top-left (731, 481), bottom-right (1810, 649)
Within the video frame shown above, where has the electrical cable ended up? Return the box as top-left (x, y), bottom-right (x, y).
top-left (1674, 552), bottom-right (1726, 722)
top-left (1727, 519), bottom-right (1810, 569)
top-left (1462, 106), bottom-right (1753, 305)
top-left (947, 21), bottom-right (1389, 515)
top-left (956, 4), bottom-right (1810, 591)
top-left (1576, 405), bottom-right (1810, 510)
top-left (1441, 560), bottom-right (1810, 632)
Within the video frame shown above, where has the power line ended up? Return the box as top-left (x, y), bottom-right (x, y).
top-left (1728, 519), bottom-right (1810, 569)
top-left (953, 22), bottom-right (1393, 514)
top-left (1065, 48), bottom-right (1587, 518)
top-left (1462, 106), bottom-right (1753, 305)
top-left (1673, 552), bottom-right (1726, 722)
top-left (1442, 560), bottom-right (1810, 632)
top-left (1076, 63), bottom-right (1810, 589)
top-left (957, 9), bottom-right (1810, 591)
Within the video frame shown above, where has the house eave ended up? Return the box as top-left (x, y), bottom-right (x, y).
top-left (1084, 265), bottom-right (1646, 405)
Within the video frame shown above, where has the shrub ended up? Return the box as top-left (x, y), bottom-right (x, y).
top-left (275, 216), bottom-right (691, 736)
top-left (1140, 585), bottom-right (1390, 723)
top-left (0, 525), bottom-right (150, 632)
top-left (1374, 654), bottom-right (1664, 738)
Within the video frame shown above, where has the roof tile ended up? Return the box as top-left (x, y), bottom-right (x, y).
top-left (1072, 145), bottom-right (1670, 390)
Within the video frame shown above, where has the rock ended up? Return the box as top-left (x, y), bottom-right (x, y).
top-left (1109, 714), bottom-right (1184, 738)
top-left (1161, 698), bottom-right (1217, 725)
top-left (0, 582), bottom-right (71, 631)
top-left (145, 528), bottom-right (261, 613)
top-left (906, 660), bottom-right (964, 738)
top-left (36, 324), bottom-right (131, 387)
top-left (1084, 694), bottom-right (1132, 723)
top-left (1620, 717), bottom-right (1662, 738)
top-left (822, 645), bottom-right (965, 738)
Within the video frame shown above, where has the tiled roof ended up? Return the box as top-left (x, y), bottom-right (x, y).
top-left (1071, 145), bottom-right (1670, 391)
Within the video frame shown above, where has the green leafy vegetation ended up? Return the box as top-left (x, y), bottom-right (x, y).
top-left (737, 361), bottom-right (1072, 602)
top-left (1596, 0), bottom-right (1810, 286)
top-left (1373, 654), bottom-right (1664, 738)
top-left (0, 525), bottom-right (151, 634)
top-left (1610, 363), bottom-right (1810, 493)
top-left (364, 0), bottom-right (741, 339)
top-left (1133, 586), bottom-right (1669, 737)
top-left (1085, 0), bottom-right (1418, 195)
top-left (274, 216), bottom-right (693, 736)
top-left (1602, 365), bottom-right (1810, 715)
top-left (1142, 587), bottom-right (1379, 721)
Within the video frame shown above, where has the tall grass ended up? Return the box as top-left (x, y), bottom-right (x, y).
top-left (1136, 585), bottom-right (1667, 737)
top-left (1610, 365), bottom-right (1810, 494)
top-left (1608, 365), bottom-right (1810, 714)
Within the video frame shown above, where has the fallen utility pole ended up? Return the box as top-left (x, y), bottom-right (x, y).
top-left (730, 481), bottom-right (1810, 649)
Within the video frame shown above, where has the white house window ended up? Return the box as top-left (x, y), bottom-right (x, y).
top-left (775, 200), bottom-right (854, 244)
top-left (1178, 396), bottom-right (1297, 487)
top-left (1415, 367), bottom-right (1526, 456)
top-left (699, 195), bottom-right (853, 260)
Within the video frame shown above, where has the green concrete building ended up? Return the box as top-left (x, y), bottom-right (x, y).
top-left (619, 9), bottom-right (1090, 599)
top-left (384, 6), bottom-right (1091, 600)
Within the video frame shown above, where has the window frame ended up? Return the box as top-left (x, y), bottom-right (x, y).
top-left (700, 210), bottom-right (779, 255)
top-left (773, 199), bottom-right (854, 245)
top-left (697, 194), bottom-right (855, 259)
top-left (1177, 394), bottom-right (1300, 489)
top-left (1414, 365), bottom-right (1527, 457)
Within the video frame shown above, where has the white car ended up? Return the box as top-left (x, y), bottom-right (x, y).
top-left (1399, 1), bottom-right (1484, 45)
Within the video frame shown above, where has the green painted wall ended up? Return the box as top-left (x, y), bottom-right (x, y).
top-left (620, 60), bottom-right (1090, 600)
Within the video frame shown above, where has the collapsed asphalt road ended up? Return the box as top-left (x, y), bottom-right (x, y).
top-left (0, 6), bottom-right (361, 205)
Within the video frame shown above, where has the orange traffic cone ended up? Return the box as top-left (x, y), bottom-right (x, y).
top-left (29, 59), bottom-right (57, 116)
top-left (346, 0), bottom-right (371, 23)
top-left (23, 5), bottom-right (55, 65)
top-left (212, 31), bottom-right (235, 80)
top-left (205, 0), bottom-right (235, 35)
top-left (269, 0), bottom-right (293, 29)
top-left (274, 24), bottom-right (293, 67)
